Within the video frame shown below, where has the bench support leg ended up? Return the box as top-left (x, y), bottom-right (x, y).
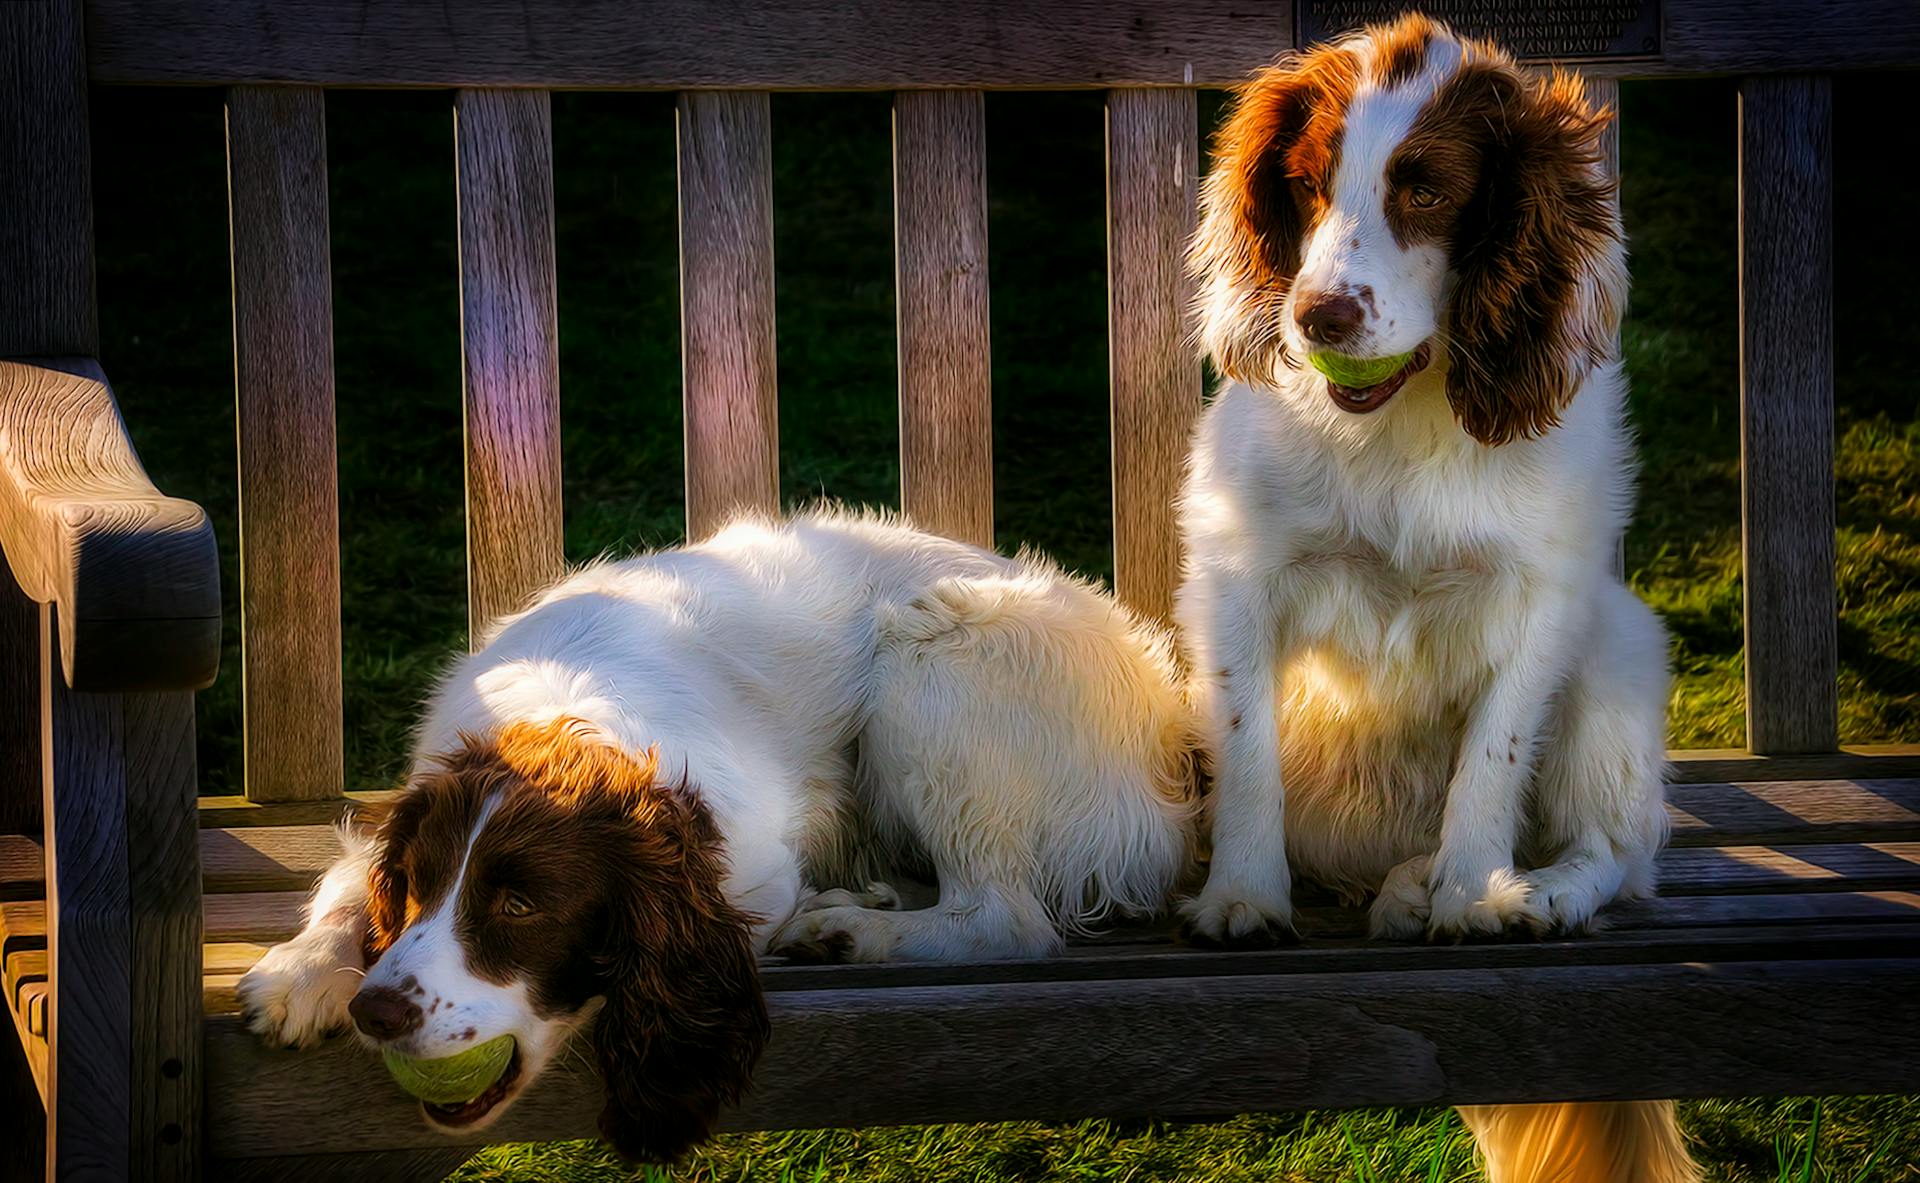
top-left (41, 605), bottom-right (202, 1181)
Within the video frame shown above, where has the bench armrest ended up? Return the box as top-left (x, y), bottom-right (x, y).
top-left (0, 358), bottom-right (220, 690)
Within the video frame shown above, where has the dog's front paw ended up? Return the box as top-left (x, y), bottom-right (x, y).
top-left (236, 934), bottom-right (362, 1049)
top-left (1178, 876), bottom-right (1297, 948)
top-left (770, 908), bottom-right (897, 964)
top-left (1520, 861), bottom-right (1615, 935)
top-left (1425, 862), bottom-right (1544, 940)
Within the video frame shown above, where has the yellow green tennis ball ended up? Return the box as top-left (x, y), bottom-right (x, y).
top-left (381, 1035), bottom-right (516, 1105)
top-left (1307, 350), bottom-right (1413, 388)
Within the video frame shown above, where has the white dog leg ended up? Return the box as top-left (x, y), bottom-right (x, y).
top-left (1427, 598), bottom-right (1585, 939)
top-left (771, 881), bottom-right (1059, 963)
top-left (236, 823), bottom-right (377, 1048)
top-left (1525, 583), bottom-right (1672, 932)
top-left (1176, 569), bottom-right (1297, 945)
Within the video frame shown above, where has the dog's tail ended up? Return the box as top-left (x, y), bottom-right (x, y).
top-left (1458, 1101), bottom-right (1700, 1183)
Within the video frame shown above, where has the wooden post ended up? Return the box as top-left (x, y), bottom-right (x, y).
top-left (1739, 75), bottom-right (1837, 754)
top-left (678, 91), bottom-right (779, 541)
top-left (227, 85), bottom-right (345, 802)
top-left (1106, 88), bottom-right (1200, 622)
top-left (1, 571), bottom-right (36, 836)
top-left (3, 3), bottom-right (204, 1178)
top-left (455, 88), bottom-right (565, 642)
top-left (894, 90), bottom-right (994, 549)
top-left (42, 606), bottom-right (203, 1181)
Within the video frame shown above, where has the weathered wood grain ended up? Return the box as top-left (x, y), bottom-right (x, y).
top-left (26, 781), bottom-right (1920, 900)
top-left (227, 85), bottom-right (345, 803)
top-left (123, 690), bottom-right (203, 1181)
top-left (1739, 75), bottom-right (1836, 756)
top-left (1662, 842), bottom-right (1920, 896)
top-left (1667, 780), bottom-right (1920, 847)
top-left (203, 957), bottom-right (1920, 1157)
top-left (85, 0), bottom-right (1296, 89)
top-left (1107, 88), bottom-right (1200, 622)
top-left (1667, 746), bottom-right (1920, 784)
top-left (457, 88), bottom-right (565, 640)
top-left (198, 825), bottom-right (343, 894)
top-left (679, 91), bottom-right (779, 540)
top-left (37, 620), bottom-right (203, 1179)
top-left (895, 90), bottom-right (993, 548)
top-left (0, 834), bottom-right (43, 902)
top-left (0, 360), bottom-right (221, 692)
top-left (182, 917), bottom-right (1920, 1008)
top-left (197, 788), bottom-right (397, 829)
top-left (43, 610), bottom-right (133, 1179)
top-left (1663, 0), bottom-right (1920, 74)
top-left (1, 573), bottom-right (37, 836)
top-left (202, 892), bottom-right (307, 943)
top-left (2, 983), bottom-right (48, 1156)
top-left (0, 0), bottom-right (95, 356)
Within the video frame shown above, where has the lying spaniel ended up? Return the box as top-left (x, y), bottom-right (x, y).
top-left (1176, 15), bottom-right (1693, 1181)
top-left (237, 511), bottom-right (1195, 1161)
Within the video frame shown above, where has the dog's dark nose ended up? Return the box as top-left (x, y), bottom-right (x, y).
top-left (1296, 293), bottom-right (1365, 345)
top-left (349, 986), bottom-right (424, 1041)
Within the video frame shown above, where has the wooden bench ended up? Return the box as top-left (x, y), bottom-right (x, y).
top-left (5, 1), bottom-right (1920, 1178)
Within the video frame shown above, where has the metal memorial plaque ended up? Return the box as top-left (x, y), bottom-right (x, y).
top-left (1297, 0), bottom-right (1660, 61)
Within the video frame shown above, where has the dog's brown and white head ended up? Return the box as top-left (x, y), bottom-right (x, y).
top-left (1192, 14), bottom-right (1626, 443)
top-left (347, 718), bottom-right (766, 1163)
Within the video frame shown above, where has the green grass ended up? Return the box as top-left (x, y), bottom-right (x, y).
top-left (86, 73), bottom-right (1919, 1183)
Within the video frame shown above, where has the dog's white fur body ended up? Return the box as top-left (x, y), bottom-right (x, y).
top-left (1178, 355), bottom-right (1670, 938)
top-left (1179, 19), bottom-right (1694, 1182)
top-left (241, 512), bottom-right (1197, 1058)
top-left (1178, 26), bottom-right (1669, 945)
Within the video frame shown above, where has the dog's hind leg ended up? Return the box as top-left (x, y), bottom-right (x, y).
top-left (770, 879), bottom-right (1059, 962)
top-left (1525, 582), bottom-right (1672, 933)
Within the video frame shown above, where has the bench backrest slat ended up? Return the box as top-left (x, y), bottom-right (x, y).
top-left (226, 84), bottom-right (344, 803)
top-left (1106, 88), bottom-right (1201, 622)
top-left (678, 91), bottom-right (781, 541)
top-left (0, 0), bottom-right (94, 356)
top-left (1738, 75), bottom-right (1838, 754)
top-left (895, 90), bottom-right (994, 550)
top-left (455, 88), bottom-right (565, 642)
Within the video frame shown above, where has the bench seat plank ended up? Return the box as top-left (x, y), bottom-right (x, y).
top-left (195, 956), bottom-right (1920, 1159)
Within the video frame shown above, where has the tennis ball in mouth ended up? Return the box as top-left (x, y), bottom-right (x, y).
top-left (381, 1035), bottom-right (516, 1105)
top-left (1307, 350), bottom-right (1414, 389)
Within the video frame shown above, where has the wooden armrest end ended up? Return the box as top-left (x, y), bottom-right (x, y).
top-left (0, 358), bottom-right (220, 691)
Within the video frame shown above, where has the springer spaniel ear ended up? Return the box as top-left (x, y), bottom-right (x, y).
top-left (1443, 66), bottom-right (1625, 445)
top-left (364, 789), bottom-right (432, 958)
top-left (1190, 46), bottom-right (1360, 382)
top-left (592, 779), bottom-right (769, 1164)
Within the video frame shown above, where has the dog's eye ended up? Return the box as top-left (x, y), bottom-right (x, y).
top-left (1408, 185), bottom-right (1444, 209)
top-left (499, 893), bottom-right (538, 919)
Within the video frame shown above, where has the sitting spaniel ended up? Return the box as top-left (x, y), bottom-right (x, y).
top-left (1175, 14), bottom-right (1695, 1182)
top-left (237, 510), bottom-right (1196, 1162)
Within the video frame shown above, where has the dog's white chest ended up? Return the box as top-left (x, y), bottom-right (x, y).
top-left (1281, 533), bottom-right (1517, 701)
